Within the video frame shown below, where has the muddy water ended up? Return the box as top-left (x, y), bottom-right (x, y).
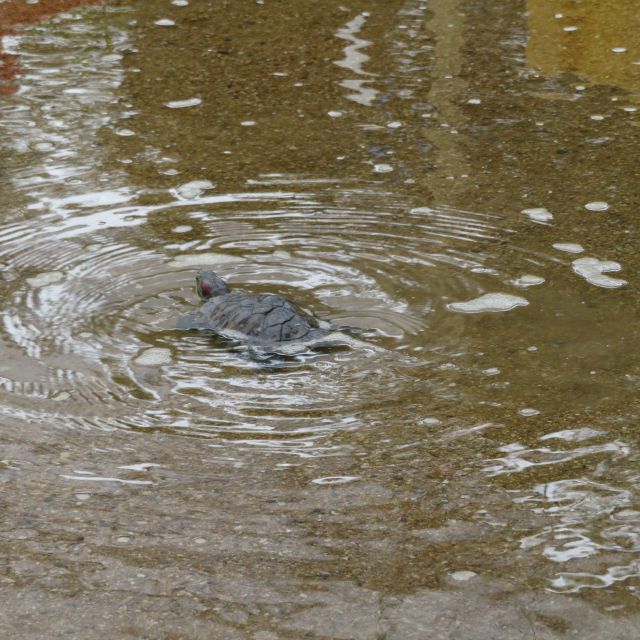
top-left (1, 0), bottom-right (639, 637)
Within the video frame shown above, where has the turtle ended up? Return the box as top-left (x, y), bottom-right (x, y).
top-left (176, 270), bottom-right (347, 350)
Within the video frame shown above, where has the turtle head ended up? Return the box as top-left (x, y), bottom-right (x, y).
top-left (195, 271), bottom-right (230, 300)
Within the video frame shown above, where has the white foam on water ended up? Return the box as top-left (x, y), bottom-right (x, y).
top-left (312, 476), bottom-right (360, 485)
top-left (118, 463), bottom-right (161, 471)
top-left (173, 179), bottom-right (215, 199)
top-left (164, 98), bottom-right (202, 109)
top-left (169, 253), bottom-right (243, 267)
top-left (172, 225), bottom-right (192, 233)
top-left (450, 570), bottom-right (477, 581)
top-left (373, 163), bottom-right (393, 173)
top-left (155, 19), bottom-right (175, 26)
top-left (134, 347), bottom-right (172, 366)
top-left (584, 201), bottom-right (609, 212)
top-left (522, 207), bottom-right (553, 223)
top-left (553, 242), bottom-right (584, 253)
top-left (26, 271), bottom-right (64, 287)
top-left (511, 274), bottom-right (545, 287)
top-left (540, 427), bottom-right (605, 442)
top-left (447, 293), bottom-right (529, 314)
top-left (518, 408), bottom-right (540, 417)
top-left (62, 475), bottom-right (153, 485)
top-left (572, 257), bottom-right (627, 288)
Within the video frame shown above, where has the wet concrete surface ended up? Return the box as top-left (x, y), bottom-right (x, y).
top-left (1, 0), bottom-right (639, 637)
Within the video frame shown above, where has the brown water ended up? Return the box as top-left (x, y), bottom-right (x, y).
top-left (1, 0), bottom-right (640, 637)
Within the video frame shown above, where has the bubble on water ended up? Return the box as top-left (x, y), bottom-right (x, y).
top-left (563, 26), bottom-right (578, 32)
top-left (519, 408), bottom-right (540, 417)
top-left (26, 271), bottom-right (64, 287)
top-left (521, 207), bottom-right (553, 223)
top-left (134, 348), bottom-right (172, 366)
top-left (450, 570), bottom-right (477, 581)
top-left (172, 225), bottom-right (192, 233)
top-left (173, 179), bottom-right (215, 199)
top-left (554, 13), bottom-right (564, 18)
top-left (34, 142), bottom-right (54, 152)
top-left (164, 97), bottom-right (202, 109)
top-left (272, 72), bottom-right (288, 77)
top-left (623, 106), bottom-right (638, 112)
top-left (328, 111), bottom-right (343, 118)
top-left (419, 417), bottom-right (441, 426)
top-left (482, 368), bottom-right (501, 376)
top-left (169, 252), bottom-right (243, 267)
top-left (553, 242), bottom-right (584, 254)
top-left (467, 98), bottom-right (481, 104)
top-left (572, 257), bottom-right (627, 288)
top-left (584, 201), bottom-right (609, 211)
top-left (611, 47), bottom-right (627, 53)
top-left (575, 85), bottom-right (586, 91)
top-left (387, 121), bottom-right (403, 128)
top-left (75, 493), bottom-right (91, 501)
top-left (116, 536), bottom-right (132, 543)
top-left (511, 274), bottom-right (545, 287)
top-left (114, 128), bottom-right (135, 137)
top-left (155, 18), bottom-right (175, 26)
top-left (194, 537), bottom-right (207, 544)
top-left (241, 120), bottom-right (256, 126)
top-left (373, 163), bottom-right (394, 173)
top-left (312, 476), bottom-right (360, 485)
top-left (590, 115), bottom-right (605, 121)
top-left (527, 346), bottom-right (538, 352)
top-left (172, 0), bottom-right (189, 5)
top-left (447, 293), bottom-right (529, 314)
top-left (52, 391), bottom-right (70, 402)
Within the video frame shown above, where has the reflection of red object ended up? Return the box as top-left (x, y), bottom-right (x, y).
top-left (0, 0), bottom-right (104, 94)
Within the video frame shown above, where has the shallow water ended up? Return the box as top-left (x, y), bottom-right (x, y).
top-left (1, 0), bottom-right (640, 637)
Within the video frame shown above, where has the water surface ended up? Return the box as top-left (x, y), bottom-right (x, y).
top-left (1, 0), bottom-right (639, 637)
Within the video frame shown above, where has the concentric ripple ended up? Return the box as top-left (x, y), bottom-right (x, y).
top-left (0, 1), bottom-right (585, 455)
top-left (0, 173), bottom-right (514, 443)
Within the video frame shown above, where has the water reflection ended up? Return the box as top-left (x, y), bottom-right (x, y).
top-left (1, 0), bottom-right (640, 636)
top-left (334, 11), bottom-right (378, 106)
top-left (527, 0), bottom-right (640, 94)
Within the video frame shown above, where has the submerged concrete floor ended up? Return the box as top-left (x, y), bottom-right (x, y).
top-left (0, 0), bottom-right (639, 637)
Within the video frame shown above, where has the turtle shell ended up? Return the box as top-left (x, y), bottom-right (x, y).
top-left (179, 291), bottom-right (321, 343)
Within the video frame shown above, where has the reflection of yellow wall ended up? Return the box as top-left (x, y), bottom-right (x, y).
top-left (527, 0), bottom-right (640, 93)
